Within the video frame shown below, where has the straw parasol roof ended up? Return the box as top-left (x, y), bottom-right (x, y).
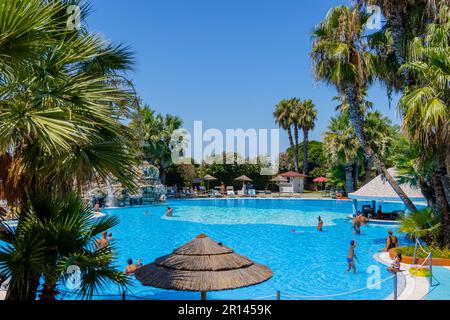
top-left (235, 175), bottom-right (253, 182)
top-left (280, 171), bottom-right (307, 178)
top-left (348, 168), bottom-right (426, 202)
top-left (135, 234), bottom-right (273, 299)
top-left (271, 175), bottom-right (288, 183)
top-left (203, 175), bottom-right (217, 181)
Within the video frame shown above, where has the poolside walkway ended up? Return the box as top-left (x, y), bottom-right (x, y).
top-left (424, 267), bottom-right (450, 300)
top-left (376, 252), bottom-right (430, 300)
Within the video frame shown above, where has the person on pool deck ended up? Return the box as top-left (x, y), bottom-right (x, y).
top-left (376, 206), bottom-right (383, 220)
top-left (387, 253), bottom-right (402, 273)
top-left (220, 182), bottom-right (226, 195)
top-left (346, 240), bottom-right (359, 273)
top-left (166, 207), bottom-right (174, 217)
top-left (125, 258), bottom-right (143, 276)
top-left (384, 230), bottom-right (399, 252)
top-left (95, 231), bottom-right (109, 250)
top-left (317, 216), bottom-right (324, 231)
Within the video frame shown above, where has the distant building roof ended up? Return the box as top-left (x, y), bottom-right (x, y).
top-left (280, 171), bottom-right (307, 178)
top-left (348, 168), bottom-right (426, 202)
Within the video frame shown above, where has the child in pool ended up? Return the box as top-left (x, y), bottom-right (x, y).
top-left (346, 240), bottom-right (359, 273)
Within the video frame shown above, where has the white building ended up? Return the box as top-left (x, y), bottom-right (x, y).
top-left (279, 171), bottom-right (307, 193)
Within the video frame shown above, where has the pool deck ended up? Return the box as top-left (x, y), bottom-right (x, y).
top-left (375, 252), bottom-right (430, 300)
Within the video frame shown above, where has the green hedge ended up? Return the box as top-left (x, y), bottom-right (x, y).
top-left (396, 246), bottom-right (450, 259)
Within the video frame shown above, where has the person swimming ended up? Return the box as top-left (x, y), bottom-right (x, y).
top-left (352, 219), bottom-right (362, 235)
top-left (95, 231), bottom-right (110, 250)
top-left (317, 216), bottom-right (324, 232)
top-left (166, 207), bottom-right (173, 217)
top-left (124, 258), bottom-right (143, 276)
top-left (384, 230), bottom-right (399, 252)
top-left (346, 240), bottom-right (359, 273)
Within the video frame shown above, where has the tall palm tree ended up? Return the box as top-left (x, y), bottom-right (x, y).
top-left (0, 192), bottom-right (129, 300)
top-left (399, 7), bottom-right (450, 242)
top-left (311, 5), bottom-right (418, 212)
top-left (274, 99), bottom-right (299, 172)
top-left (295, 99), bottom-right (317, 175)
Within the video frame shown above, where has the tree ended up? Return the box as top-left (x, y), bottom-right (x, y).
top-left (398, 7), bottom-right (450, 243)
top-left (295, 99), bottom-right (317, 175)
top-left (0, 0), bottom-right (137, 299)
top-left (358, 0), bottom-right (443, 67)
top-left (129, 105), bottom-right (183, 184)
top-left (274, 99), bottom-right (299, 172)
top-left (323, 114), bottom-right (359, 193)
top-left (0, 192), bottom-right (129, 301)
top-left (311, 5), bottom-right (418, 212)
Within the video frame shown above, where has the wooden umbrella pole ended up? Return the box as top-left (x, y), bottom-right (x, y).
top-left (201, 291), bottom-right (207, 300)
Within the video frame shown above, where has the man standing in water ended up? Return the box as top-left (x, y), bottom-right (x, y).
top-left (346, 240), bottom-right (359, 273)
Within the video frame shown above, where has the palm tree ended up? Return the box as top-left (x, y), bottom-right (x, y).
top-left (274, 99), bottom-right (299, 172)
top-left (323, 114), bottom-right (360, 193)
top-left (0, 0), bottom-right (138, 299)
top-left (129, 105), bottom-right (183, 184)
top-left (295, 99), bottom-right (317, 175)
top-left (357, 0), bottom-right (443, 67)
top-left (400, 208), bottom-right (442, 245)
top-left (0, 0), bottom-right (137, 202)
top-left (364, 111), bottom-right (398, 183)
top-left (311, 5), bottom-right (418, 212)
top-left (0, 192), bottom-right (129, 300)
top-left (398, 7), bottom-right (450, 242)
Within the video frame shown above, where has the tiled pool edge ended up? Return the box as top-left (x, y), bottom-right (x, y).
top-left (375, 252), bottom-right (429, 300)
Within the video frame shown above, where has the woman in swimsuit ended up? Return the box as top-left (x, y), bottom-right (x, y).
top-left (388, 253), bottom-right (402, 273)
top-left (384, 230), bottom-right (398, 252)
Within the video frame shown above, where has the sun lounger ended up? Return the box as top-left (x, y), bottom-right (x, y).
top-left (226, 186), bottom-right (235, 197)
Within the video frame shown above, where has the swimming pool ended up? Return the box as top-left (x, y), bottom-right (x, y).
top-left (65, 199), bottom-right (422, 300)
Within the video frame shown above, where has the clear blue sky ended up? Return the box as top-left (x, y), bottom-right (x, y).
top-left (87, 0), bottom-right (401, 151)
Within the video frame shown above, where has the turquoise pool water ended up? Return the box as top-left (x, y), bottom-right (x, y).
top-left (64, 199), bottom-right (420, 300)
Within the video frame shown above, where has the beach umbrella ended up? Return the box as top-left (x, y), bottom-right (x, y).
top-left (270, 175), bottom-right (288, 193)
top-left (235, 175), bottom-right (253, 190)
top-left (235, 175), bottom-right (253, 182)
top-left (313, 177), bottom-right (328, 191)
top-left (135, 234), bottom-right (273, 300)
top-left (271, 175), bottom-right (288, 183)
top-left (203, 175), bottom-right (217, 190)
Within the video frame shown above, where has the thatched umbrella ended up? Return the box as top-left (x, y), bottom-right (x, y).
top-left (271, 175), bottom-right (288, 183)
top-left (203, 175), bottom-right (217, 190)
top-left (135, 234), bottom-right (273, 300)
top-left (235, 175), bottom-right (253, 191)
top-left (270, 175), bottom-right (288, 193)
